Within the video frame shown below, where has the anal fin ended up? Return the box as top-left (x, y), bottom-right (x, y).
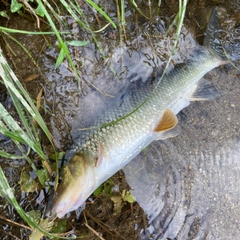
top-left (190, 78), bottom-right (223, 101)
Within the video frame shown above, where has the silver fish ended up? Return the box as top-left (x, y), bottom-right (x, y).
top-left (50, 8), bottom-right (240, 218)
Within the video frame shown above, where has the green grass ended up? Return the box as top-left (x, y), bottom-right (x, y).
top-left (0, 49), bottom-right (81, 237)
top-left (0, 50), bottom-right (54, 238)
top-left (0, 0), bottom-right (189, 238)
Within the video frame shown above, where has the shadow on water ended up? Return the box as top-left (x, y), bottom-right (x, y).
top-left (0, 0), bottom-right (240, 239)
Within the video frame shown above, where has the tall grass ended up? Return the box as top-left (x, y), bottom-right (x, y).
top-left (0, 48), bottom-right (57, 238)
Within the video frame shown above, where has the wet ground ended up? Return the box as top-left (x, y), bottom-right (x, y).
top-left (0, 0), bottom-right (240, 239)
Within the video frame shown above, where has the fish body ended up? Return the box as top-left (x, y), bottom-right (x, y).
top-left (50, 8), bottom-right (240, 218)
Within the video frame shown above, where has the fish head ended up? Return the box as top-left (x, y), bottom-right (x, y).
top-left (50, 153), bottom-right (96, 218)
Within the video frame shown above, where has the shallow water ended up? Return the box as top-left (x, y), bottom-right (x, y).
top-left (0, 0), bottom-right (240, 239)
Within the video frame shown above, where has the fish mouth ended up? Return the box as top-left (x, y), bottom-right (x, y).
top-left (50, 202), bottom-right (66, 219)
top-left (49, 194), bottom-right (66, 218)
top-left (50, 189), bottom-right (85, 218)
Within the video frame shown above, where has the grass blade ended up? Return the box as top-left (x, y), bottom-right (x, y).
top-left (0, 150), bottom-right (27, 159)
top-left (85, 0), bottom-right (116, 28)
top-left (0, 103), bottom-right (45, 159)
top-left (36, 0), bottom-right (81, 85)
top-left (0, 167), bottom-right (55, 238)
top-left (0, 47), bottom-right (54, 155)
top-left (0, 26), bottom-right (68, 34)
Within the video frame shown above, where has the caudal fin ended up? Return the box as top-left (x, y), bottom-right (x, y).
top-left (204, 7), bottom-right (240, 61)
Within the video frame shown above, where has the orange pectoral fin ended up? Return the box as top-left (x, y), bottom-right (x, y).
top-left (154, 108), bottom-right (178, 132)
top-left (153, 108), bottom-right (179, 139)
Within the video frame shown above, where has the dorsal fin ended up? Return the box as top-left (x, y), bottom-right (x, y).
top-left (154, 108), bottom-right (178, 132)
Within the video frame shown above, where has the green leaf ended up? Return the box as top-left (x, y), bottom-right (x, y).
top-left (122, 191), bottom-right (135, 203)
top-left (55, 46), bottom-right (66, 69)
top-left (0, 26), bottom-right (68, 34)
top-left (141, 146), bottom-right (148, 153)
top-left (52, 219), bottom-right (67, 234)
top-left (66, 40), bottom-right (89, 47)
top-left (93, 184), bottom-right (102, 197)
top-left (110, 195), bottom-right (123, 215)
top-left (35, 0), bottom-right (81, 83)
top-left (35, 4), bottom-right (45, 17)
top-left (84, 0), bottom-right (116, 28)
top-left (30, 216), bottom-right (54, 240)
top-left (93, 180), bottom-right (113, 197)
top-left (0, 104), bottom-right (44, 159)
top-left (0, 11), bottom-right (10, 19)
top-left (20, 169), bottom-right (40, 193)
top-left (26, 210), bottom-right (41, 224)
top-left (0, 150), bottom-right (27, 159)
top-left (11, 0), bottom-right (23, 13)
top-left (102, 180), bottom-right (112, 197)
top-left (0, 167), bottom-right (53, 238)
top-left (0, 48), bottom-right (54, 158)
top-left (50, 151), bottom-right (65, 161)
top-left (36, 169), bottom-right (48, 187)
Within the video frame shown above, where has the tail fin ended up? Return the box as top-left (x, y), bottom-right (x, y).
top-left (204, 7), bottom-right (240, 61)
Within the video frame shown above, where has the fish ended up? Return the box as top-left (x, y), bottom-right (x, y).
top-left (50, 7), bottom-right (240, 218)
